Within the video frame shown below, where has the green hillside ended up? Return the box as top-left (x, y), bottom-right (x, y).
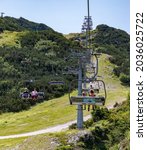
top-left (0, 54), bottom-right (129, 149)
top-left (0, 18), bottom-right (130, 114)
top-left (69, 24), bottom-right (130, 86)
top-left (0, 16), bottom-right (130, 149)
top-left (0, 54), bottom-right (129, 136)
top-left (0, 17), bottom-right (129, 113)
top-left (0, 17), bottom-right (81, 113)
top-left (93, 25), bottom-right (130, 84)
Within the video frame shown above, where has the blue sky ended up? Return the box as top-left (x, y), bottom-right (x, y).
top-left (0, 0), bottom-right (130, 34)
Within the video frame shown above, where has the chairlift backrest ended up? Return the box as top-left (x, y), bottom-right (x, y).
top-left (37, 92), bottom-right (45, 100)
top-left (20, 92), bottom-right (30, 99)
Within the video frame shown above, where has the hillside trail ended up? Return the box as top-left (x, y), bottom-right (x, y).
top-left (0, 104), bottom-right (115, 140)
top-left (0, 115), bottom-right (91, 140)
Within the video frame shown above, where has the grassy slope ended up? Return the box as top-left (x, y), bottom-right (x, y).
top-left (0, 54), bottom-right (129, 149)
top-left (0, 92), bottom-right (90, 136)
top-left (0, 137), bottom-right (26, 150)
top-left (99, 54), bottom-right (129, 106)
top-left (0, 131), bottom-right (78, 150)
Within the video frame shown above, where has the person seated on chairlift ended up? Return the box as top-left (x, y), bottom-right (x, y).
top-left (88, 89), bottom-right (96, 111)
top-left (89, 83), bottom-right (99, 93)
top-left (31, 88), bottom-right (38, 100)
top-left (89, 84), bottom-right (94, 92)
top-left (82, 91), bottom-right (87, 96)
top-left (89, 89), bottom-right (96, 97)
top-left (90, 84), bottom-right (93, 89)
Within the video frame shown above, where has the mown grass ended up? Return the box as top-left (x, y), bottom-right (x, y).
top-left (0, 92), bottom-right (90, 136)
top-left (0, 130), bottom-right (78, 150)
top-left (0, 137), bottom-right (26, 150)
top-left (98, 54), bottom-right (129, 106)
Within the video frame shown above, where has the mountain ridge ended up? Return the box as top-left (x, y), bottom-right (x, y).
top-left (0, 16), bottom-right (51, 32)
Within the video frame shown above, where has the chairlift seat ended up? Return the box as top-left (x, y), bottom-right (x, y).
top-left (70, 96), bottom-right (105, 105)
top-left (48, 81), bottom-right (65, 85)
top-left (37, 92), bottom-right (45, 100)
top-left (20, 92), bottom-right (31, 99)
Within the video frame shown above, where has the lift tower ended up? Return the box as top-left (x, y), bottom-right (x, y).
top-left (68, 0), bottom-right (107, 130)
top-left (1, 12), bottom-right (5, 18)
top-left (77, 0), bottom-right (93, 129)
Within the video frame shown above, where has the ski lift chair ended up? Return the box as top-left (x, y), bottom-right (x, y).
top-left (20, 92), bottom-right (31, 99)
top-left (37, 92), bottom-right (45, 100)
top-left (69, 80), bottom-right (107, 109)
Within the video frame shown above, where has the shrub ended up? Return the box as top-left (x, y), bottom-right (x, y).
top-left (119, 73), bottom-right (130, 85)
top-left (91, 107), bottom-right (109, 122)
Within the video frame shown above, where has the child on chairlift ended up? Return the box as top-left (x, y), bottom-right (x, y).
top-left (88, 89), bottom-right (96, 111)
top-left (31, 88), bottom-right (38, 100)
top-left (89, 89), bottom-right (96, 97)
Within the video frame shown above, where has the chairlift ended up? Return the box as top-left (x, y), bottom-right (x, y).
top-left (69, 79), bottom-right (107, 111)
top-left (37, 91), bottom-right (45, 100)
top-left (20, 90), bottom-right (45, 101)
top-left (70, 96), bottom-right (105, 105)
top-left (20, 92), bottom-right (31, 99)
top-left (20, 79), bottom-right (45, 101)
top-left (48, 81), bottom-right (65, 85)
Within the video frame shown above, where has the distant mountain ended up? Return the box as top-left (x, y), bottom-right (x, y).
top-left (0, 16), bottom-right (51, 31)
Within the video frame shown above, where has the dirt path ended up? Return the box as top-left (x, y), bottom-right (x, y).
top-left (0, 103), bottom-right (118, 140)
top-left (0, 115), bottom-right (91, 140)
